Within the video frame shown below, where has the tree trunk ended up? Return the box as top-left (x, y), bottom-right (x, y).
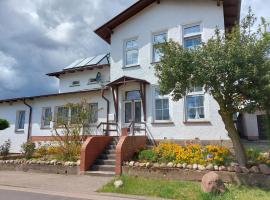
top-left (219, 110), bottom-right (247, 166)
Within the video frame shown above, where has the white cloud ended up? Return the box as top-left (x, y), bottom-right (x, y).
top-left (0, 51), bottom-right (26, 91)
top-left (46, 22), bottom-right (74, 43)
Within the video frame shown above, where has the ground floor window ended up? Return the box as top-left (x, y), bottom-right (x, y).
top-left (89, 103), bottom-right (98, 124)
top-left (41, 107), bottom-right (52, 128)
top-left (56, 106), bottom-right (69, 125)
top-left (154, 87), bottom-right (170, 121)
top-left (16, 110), bottom-right (26, 131)
top-left (186, 95), bottom-right (205, 120)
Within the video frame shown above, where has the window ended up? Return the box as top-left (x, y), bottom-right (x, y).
top-left (154, 87), bottom-right (170, 121)
top-left (183, 24), bottom-right (202, 48)
top-left (70, 106), bottom-right (81, 124)
top-left (89, 103), bottom-right (98, 123)
top-left (56, 106), bottom-right (69, 124)
top-left (125, 90), bottom-right (141, 100)
top-left (41, 107), bottom-right (52, 128)
top-left (153, 31), bottom-right (167, 62)
top-left (70, 80), bottom-right (80, 87)
top-left (124, 38), bottom-right (138, 66)
top-left (16, 110), bottom-right (25, 131)
top-left (185, 86), bottom-right (206, 121)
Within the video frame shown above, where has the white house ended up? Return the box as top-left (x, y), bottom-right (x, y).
top-left (0, 0), bottom-right (243, 153)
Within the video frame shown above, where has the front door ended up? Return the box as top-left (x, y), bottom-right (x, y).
top-left (124, 100), bottom-right (142, 124)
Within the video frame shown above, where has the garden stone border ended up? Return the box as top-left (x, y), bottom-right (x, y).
top-left (0, 160), bottom-right (80, 175)
top-left (122, 163), bottom-right (270, 188)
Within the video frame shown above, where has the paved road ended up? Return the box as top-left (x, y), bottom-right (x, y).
top-left (0, 189), bottom-right (88, 200)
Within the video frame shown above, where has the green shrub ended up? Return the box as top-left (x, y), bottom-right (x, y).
top-left (0, 139), bottom-right (11, 158)
top-left (21, 141), bottom-right (36, 159)
top-left (0, 119), bottom-right (9, 130)
top-left (246, 148), bottom-right (261, 162)
top-left (138, 149), bottom-right (157, 162)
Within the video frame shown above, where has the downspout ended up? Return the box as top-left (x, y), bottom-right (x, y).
top-left (102, 89), bottom-right (110, 135)
top-left (23, 99), bottom-right (32, 141)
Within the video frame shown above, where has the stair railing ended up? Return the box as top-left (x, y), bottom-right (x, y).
top-left (96, 122), bottom-right (119, 136)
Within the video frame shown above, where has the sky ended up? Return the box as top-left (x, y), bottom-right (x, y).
top-left (0, 0), bottom-right (268, 99)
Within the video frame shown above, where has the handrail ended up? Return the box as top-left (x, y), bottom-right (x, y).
top-left (96, 122), bottom-right (119, 136)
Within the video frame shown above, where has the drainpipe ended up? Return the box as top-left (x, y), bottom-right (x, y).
top-left (23, 99), bottom-right (32, 141)
top-left (102, 89), bottom-right (110, 135)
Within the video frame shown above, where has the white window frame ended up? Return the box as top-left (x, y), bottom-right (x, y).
top-left (152, 31), bottom-right (167, 63)
top-left (182, 23), bottom-right (202, 48)
top-left (153, 86), bottom-right (171, 123)
top-left (184, 86), bottom-right (210, 122)
top-left (15, 110), bottom-right (26, 132)
top-left (41, 107), bottom-right (52, 129)
top-left (123, 37), bottom-right (139, 67)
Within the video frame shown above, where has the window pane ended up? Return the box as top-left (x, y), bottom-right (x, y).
top-left (18, 111), bottom-right (25, 129)
top-left (126, 90), bottom-right (141, 100)
top-left (184, 25), bottom-right (201, 35)
top-left (163, 108), bottom-right (170, 120)
top-left (135, 102), bottom-right (141, 122)
top-left (89, 103), bottom-right (98, 123)
top-left (154, 32), bottom-right (167, 44)
top-left (156, 110), bottom-right (163, 120)
top-left (71, 107), bottom-right (80, 124)
top-left (43, 108), bottom-right (51, 126)
top-left (126, 39), bottom-right (138, 49)
top-left (155, 99), bottom-right (162, 109)
top-left (57, 107), bottom-right (69, 124)
top-left (189, 85), bottom-right (203, 93)
top-left (162, 99), bottom-right (169, 109)
top-left (186, 95), bottom-right (205, 120)
top-left (184, 36), bottom-right (201, 48)
top-left (125, 103), bottom-right (132, 123)
top-left (126, 49), bottom-right (138, 65)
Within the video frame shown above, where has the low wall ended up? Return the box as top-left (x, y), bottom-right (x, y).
top-left (123, 166), bottom-right (270, 188)
top-left (31, 135), bottom-right (89, 142)
top-left (0, 163), bottom-right (79, 175)
top-left (80, 136), bottom-right (113, 171)
top-left (115, 136), bottom-right (147, 175)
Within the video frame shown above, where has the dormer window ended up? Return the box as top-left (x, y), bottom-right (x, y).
top-left (124, 38), bottom-right (139, 67)
top-left (70, 80), bottom-right (80, 87)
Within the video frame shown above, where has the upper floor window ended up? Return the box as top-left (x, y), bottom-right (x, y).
top-left (41, 107), bottom-right (52, 128)
top-left (16, 110), bottom-right (25, 131)
top-left (152, 31), bottom-right (167, 62)
top-left (70, 80), bottom-right (80, 87)
top-left (124, 38), bottom-right (138, 66)
top-left (185, 86), bottom-right (205, 121)
top-left (183, 24), bottom-right (202, 48)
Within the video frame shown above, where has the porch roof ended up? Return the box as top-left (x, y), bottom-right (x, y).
top-left (106, 76), bottom-right (150, 87)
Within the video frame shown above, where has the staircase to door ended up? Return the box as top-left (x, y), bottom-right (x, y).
top-left (85, 137), bottom-right (119, 176)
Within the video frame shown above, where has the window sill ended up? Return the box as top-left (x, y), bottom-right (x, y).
top-left (122, 64), bottom-right (140, 69)
top-left (184, 119), bottom-right (211, 124)
top-left (151, 61), bottom-right (160, 65)
top-left (69, 85), bottom-right (80, 87)
top-left (152, 120), bottom-right (174, 125)
top-left (40, 127), bottom-right (51, 130)
top-left (15, 129), bottom-right (24, 133)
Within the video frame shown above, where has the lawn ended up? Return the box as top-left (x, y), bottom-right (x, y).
top-left (98, 175), bottom-right (270, 200)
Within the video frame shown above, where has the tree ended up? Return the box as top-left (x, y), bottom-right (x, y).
top-left (52, 99), bottom-right (97, 161)
top-left (0, 119), bottom-right (9, 130)
top-left (155, 10), bottom-right (270, 166)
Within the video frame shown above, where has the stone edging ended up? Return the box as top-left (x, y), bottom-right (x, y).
top-left (122, 166), bottom-right (270, 187)
top-left (0, 160), bottom-right (80, 175)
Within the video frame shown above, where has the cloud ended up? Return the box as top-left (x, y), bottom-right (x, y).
top-left (0, 0), bottom-right (268, 99)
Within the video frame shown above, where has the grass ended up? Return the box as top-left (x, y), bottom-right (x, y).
top-left (98, 175), bottom-right (270, 200)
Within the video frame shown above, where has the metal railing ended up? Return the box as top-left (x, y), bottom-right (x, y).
top-left (96, 122), bottom-right (119, 136)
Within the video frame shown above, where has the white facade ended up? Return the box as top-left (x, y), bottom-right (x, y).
top-left (0, 0), bottom-right (235, 153)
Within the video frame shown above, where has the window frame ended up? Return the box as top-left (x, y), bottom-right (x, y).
top-left (123, 37), bottom-right (139, 67)
top-left (182, 23), bottom-right (202, 48)
top-left (41, 107), bottom-right (52, 129)
top-left (153, 86), bottom-right (171, 123)
top-left (70, 80), bottom-right (80, 87)
top-left (15, 110), bottom-right (26, 132)
top-left (89, 103), bottom-right (98, 124)
top-left (152, 31), bottom-right (168, 63)
top-left (184, 86), bottom-right (210, 122)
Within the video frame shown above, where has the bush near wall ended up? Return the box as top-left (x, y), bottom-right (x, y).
top-left (137, 142), bottom-right (231, 165)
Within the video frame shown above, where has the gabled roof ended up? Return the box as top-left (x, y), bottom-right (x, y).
top-left (95, 0), bottom-right (241, 44)
top-left (47, 53), bottom-right (110, 78)
top-left (106, 76), bottom-right (150, 87)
